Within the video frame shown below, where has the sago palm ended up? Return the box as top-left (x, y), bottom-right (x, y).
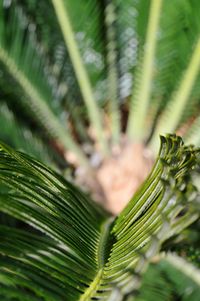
top-left (0, 0), bottom-right (200, 300)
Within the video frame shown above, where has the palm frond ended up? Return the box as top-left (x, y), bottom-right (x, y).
top-left (147, 0), bottom-right (200, 148)
top-left (52, 0), bottom-right (109, 155)
top-left (103, 0), bottom-right (121, 144)
top-left (114, 0), bottom-right (150, 97)
top-left (0, 141), bottom-right (107, 300)
top-left (151, 38), bottom-right (200, 150)
top-left (1, 1), bottom-right (200, 298)
top-left (127, 0), bottom-right (163, 141)
top-left (97, 135), bottom-right (200, 299)
top-left (0, 102), bottom-right (54, 164)
top-left (16, 0), bottom-right (85, 112)
top-left (0, 135), bottom-right (199, 299)
top-left (0, 2), bottom-right (88, 166)
top-left (124, 0), bottom-right (200, 145)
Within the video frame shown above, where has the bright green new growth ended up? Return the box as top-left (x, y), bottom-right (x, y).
top-left (0, 135), bottom-right (199, 300)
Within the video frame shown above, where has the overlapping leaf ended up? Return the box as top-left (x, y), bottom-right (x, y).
top-left (0, 135), bottom-right (199, 300)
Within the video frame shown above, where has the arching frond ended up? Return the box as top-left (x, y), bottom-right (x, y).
top-left (0, 135), bottom-right (199, 300)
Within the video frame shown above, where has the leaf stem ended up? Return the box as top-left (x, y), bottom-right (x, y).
top-left (79, 218), bottom-right (114, 300)
top-left (150, 38), bottom-right (200, 152)
top-left (52, 0), bottom-right (109, 156)
top-left (104, 0), bottom-right (121, 145)
top-left (127, 0), bottom-right (163, 141)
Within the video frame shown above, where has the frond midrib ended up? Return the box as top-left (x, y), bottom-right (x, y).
top-left (127, 0), bottom-right (163, 141)
top-left (79, 217), bottom-right (114, 300)
top-left (51, 0), bottom-right (109, 156)
top-left (150, 37), bottom-right (200, 151)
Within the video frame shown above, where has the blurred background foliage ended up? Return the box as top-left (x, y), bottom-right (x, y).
top-left (1, 0), bottom-right (200, 160)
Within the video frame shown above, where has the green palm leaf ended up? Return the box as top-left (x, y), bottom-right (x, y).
top-left (127, 0), bottom-right (200, 144)
top-left (52, 0), bottom-right (109, 155)
top-left (127, 0), bottom-right (163, 140)
top-left (0, 103), bottom-right (54, 164)
top-left (0, 135), bottom-right (199, 300)
top-left (0, 2), bottom-right (88, 166)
